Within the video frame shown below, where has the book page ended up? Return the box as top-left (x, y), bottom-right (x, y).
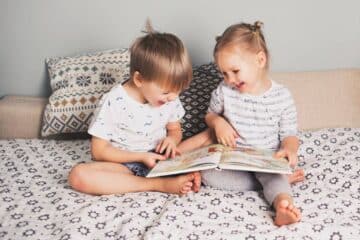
top-left (218, 147), bottom-right (292, 174)
top-left (146, 145), bottom-right (223, 178)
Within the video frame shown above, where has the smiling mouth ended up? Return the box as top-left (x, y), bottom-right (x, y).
top-left (235, 82), bottom-right (245, 89)
top-left (158, 100), bottom-right (166, 105)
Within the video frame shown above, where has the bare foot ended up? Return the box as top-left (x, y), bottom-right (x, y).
top-left (274, 198), bottom-right (301, 226)
top-left (157, 173), bottom-right (195, 195)
top-left (288, 169), bottom-right (305, 184)
top-left (192, 172), bottom-right (201, 192)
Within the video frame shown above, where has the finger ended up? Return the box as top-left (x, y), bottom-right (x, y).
top-left (170, 148), bottom-right (177, 158)
top-left (233, 131), bottom-right (239, 138)
top-left (156, 154), bottom-right (167, 161)
top-left (226, 136), bottom-right (233, 147)
top-left (165, 146), bottom-right (172, 159)
top-left (229, 136), bottom-right (236, 148)
top-left (160, 141), bottom-right (169, 154)
top-left (155, 142), bottom-right (162, 153)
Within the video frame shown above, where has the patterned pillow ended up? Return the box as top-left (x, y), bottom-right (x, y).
top-left (41, 48), bottom-right (130, 137)
top-left (180, 63), bottom-right (222, 139)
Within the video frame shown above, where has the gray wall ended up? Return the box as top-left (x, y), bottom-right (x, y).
top-left (1, 0), bottom-right (359, 98)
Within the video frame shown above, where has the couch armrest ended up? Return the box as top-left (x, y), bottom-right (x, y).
top-left (0, 96), bottom-right (47, 139)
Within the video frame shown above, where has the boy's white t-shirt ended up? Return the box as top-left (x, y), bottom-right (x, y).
top-left (88, 84), bottom-right (185, 152)
top-left (208, 80), bottom-right (298, 150)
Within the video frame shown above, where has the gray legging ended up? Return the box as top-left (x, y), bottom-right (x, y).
top-left (201, 169), bottom-right (291, 205)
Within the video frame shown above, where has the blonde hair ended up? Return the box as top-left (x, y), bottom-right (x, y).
top-left (130, 19), bottom-right (192, 92)
top-left (214, 21), bottom-right (269, 68)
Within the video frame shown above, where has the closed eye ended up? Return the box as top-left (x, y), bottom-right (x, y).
top-left (232, 70), bottom-right (239, 74)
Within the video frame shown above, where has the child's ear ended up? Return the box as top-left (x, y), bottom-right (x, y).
top-left (133, 71), bottom-right (144, 87)
top-left (256, 51), bottom-right (267, 68)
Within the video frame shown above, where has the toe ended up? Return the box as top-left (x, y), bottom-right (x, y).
top-left (279, 199), bottom-right (289, 208)
top-left (287, 204), bottom-right (294, 211)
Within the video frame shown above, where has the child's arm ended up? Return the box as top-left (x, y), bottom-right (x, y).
top-left (205, 112), bottom-right (239, 147)
top-left (155, 121), bottom-right (182, 158)
top-left (91, 136), bottom-right (166, 168)
top-left (274, 136), bottom-right (299, 167)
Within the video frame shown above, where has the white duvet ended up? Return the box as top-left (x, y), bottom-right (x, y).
top-left (0, 128), bottom-right (359, 239)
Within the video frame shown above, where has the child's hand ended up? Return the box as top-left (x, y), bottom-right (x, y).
top-left (275, 148), bottom-right (298, 167)
top-left (155, 137), bottom-right (179, 158)
top-left (214, 118), bottom-right (239, 148)
top-left (141, 152), bottom-right (166, 169)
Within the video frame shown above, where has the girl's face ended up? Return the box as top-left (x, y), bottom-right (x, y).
top-left (216, 45), bottom-right (267, 94)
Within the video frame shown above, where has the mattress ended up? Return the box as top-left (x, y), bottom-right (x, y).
top-left (0, 128), bottom-right (359, 239)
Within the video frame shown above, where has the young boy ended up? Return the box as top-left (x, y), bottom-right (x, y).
top-left (68, 23), bottom-right (200, 195)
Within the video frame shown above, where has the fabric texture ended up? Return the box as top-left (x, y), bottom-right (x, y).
top-left (41, 48), bottom-right (130, 137)
top-left (0, 128), bottom-right (359, 239)
top-left (88, 84), bottom-right (185, 152)
top-left (271, 68), bottom-right (360, 130)
top-left (180, 63), bottom-right (222, 139)
top-left (123, 162), bottom-right (150, 177)
top-left (0, 96), bottom-right (47, 139)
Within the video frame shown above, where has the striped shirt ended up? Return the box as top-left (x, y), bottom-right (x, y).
top-left (208, 81), bottom-right (297, 150)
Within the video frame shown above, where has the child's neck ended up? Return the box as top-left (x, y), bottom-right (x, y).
top-left (123, 80), bottom-right (147, 104)
top-left (249, 72), bottom-right (271, 96)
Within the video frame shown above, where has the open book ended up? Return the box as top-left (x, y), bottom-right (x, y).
top-left (146, 144), bottom-right (293, 178)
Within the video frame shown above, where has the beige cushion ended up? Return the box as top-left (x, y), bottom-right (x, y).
top-left (41, 48), bottom-right (130, 137)
top-left (0, 96), bottom-right (47, 139)
top-left (271, 69), bottom-right (360, 130)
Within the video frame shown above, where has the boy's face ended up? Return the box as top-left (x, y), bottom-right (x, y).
top-left (140, 81), bottom-right (180, 107)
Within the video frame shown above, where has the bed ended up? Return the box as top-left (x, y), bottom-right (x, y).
top-left (1, 65), bottom-right (360, 239)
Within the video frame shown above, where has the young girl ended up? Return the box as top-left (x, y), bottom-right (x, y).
top-left (68, 22), bottom-right (201, 196)
top-left (178, 21), bottom-right (301, 226)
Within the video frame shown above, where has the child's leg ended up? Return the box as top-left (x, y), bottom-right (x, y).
top-left (255, 172), bottom-right (301, 226)
top-left (68, 162), bottom-right (200, 195)
top-left (201, 169), bottom-right (260, 191)
top-left (178, 129), bottom-right (216, 153)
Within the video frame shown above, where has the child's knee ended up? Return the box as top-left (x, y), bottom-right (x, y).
top-left (68, 164), bottom-right (90, 192)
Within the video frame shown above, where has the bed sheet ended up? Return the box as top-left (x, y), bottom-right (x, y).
top-left (0, 128), bottom-right (359, 239)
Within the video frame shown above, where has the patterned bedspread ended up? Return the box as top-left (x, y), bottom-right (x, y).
top-left (0, 128), bottom-right (359, 240)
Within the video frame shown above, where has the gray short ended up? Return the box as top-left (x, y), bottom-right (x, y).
top-left (123, 162), bottom-right (149, 177)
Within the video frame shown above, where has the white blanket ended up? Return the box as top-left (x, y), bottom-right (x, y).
top-left (0, 128), bottom-right (359, 239)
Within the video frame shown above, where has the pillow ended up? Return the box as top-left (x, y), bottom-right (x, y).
top-left (41, 48), bottom-right (130, 137)
top-left (180, 63), bottom-right (222, 139)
